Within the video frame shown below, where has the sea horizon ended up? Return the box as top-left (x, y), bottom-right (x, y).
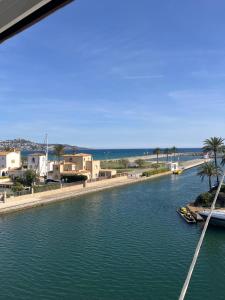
top-left (22, 147), bottom-right (203, 161)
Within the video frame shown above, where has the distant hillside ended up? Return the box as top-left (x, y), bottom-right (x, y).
top-left (0, 139), bottom-right (88, 151)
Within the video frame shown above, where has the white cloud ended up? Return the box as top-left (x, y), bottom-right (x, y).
top-left (123, 74), bottom-right (164, 80)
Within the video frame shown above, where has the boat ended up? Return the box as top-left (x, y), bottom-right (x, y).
top-left (177, 207), bottom-right (196, 223)
top-left (173, 169), bottom-right (183, 175)
top-left (199, 210), bottom-right (225, 227)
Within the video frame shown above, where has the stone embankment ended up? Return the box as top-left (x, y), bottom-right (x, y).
top-left (0, 159), bottom-right (207, 215)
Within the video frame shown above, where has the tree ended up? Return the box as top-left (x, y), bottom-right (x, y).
top-left (203, 137), bottom-right (224, 184)
top-left (72, 146), bottom-right (77, 155)
top-left (121, 159), bottom-right (129, 168)
top-left (53, 144), bottom-right (65, 162)
top-left (12, 182), bottom-right (24, 193)
top-left (221, 149), bottom-right (225, 167)
top-left (135, 159), bottom-right (145, 167)
top-left (3, 146), bottom-right (13, 152)
top-left (197, 162), bottom-right (220, 190)
top-left (163, 148), bottom-right (170, 162)
top-left (152, 163), bottom-right (160, 170)
top-left (21, 156), bottom-right (27, 167)
top-left (23, 170), bottom-right (38, 187)
top-left (171, 146), bottom-right (177, 161)
top-left (153, 148), bottom-right (161, 164)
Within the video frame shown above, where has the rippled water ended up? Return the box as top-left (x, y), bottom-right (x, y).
top-left (0, 168), bottom-right (224, 300)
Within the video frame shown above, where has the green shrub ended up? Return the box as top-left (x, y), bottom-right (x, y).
top-left (194, 190), bottom-right (225, 208)
top-left (142, 168), bottom-right (168, 177)
top-left (33, 184), bottom-right (61, 193)
top-left (151, 163), bottom-right (160, 170)
top-left (100, 159), bottom-right (129, 169)
top-left (13, 170), bottom-right (38, 187)
top-left (61, 174), bottom-right (88, 183)
top-left (135, 159), bottom-right (145, 167)
top-left (220, 184), bottom-right (225, 193)
top-left (12, 182), bottom-right (24, 192)
top-left (194, 192), bottom-right (213, 207)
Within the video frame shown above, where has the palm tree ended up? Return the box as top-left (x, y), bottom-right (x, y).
top-left (153, 148), bottom-right (161, 164)
top-left (221, 149), bottom-right (225, 167)
top-left (171, 146), bottom-right (177, 161)
top-left (53, 144), bottom-right (65, 162)
top-left (197, 162), bottom-right (220, 190)
top-left (203, 137), bottom-right (224, 184)
top-left (163, 148), bottom-right (170, 162)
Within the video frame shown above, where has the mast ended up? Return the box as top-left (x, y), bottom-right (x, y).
top-left (45, 133), bottom-right (48, 179)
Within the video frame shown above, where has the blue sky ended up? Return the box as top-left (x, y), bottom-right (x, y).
top-left (1, 0), bottom-right (225, 148)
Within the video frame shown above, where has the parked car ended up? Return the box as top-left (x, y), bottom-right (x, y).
top-left (45, 179), bottom-right (60, 184)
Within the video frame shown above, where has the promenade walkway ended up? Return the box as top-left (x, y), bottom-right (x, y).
top-left (0, 159), bottom-right (206, 215)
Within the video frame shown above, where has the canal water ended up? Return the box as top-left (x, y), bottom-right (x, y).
top-left (0, 168), bottom-right (224, 300)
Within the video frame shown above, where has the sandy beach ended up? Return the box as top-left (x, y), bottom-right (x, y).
top-left (105, 152), bottom-right (200, 163)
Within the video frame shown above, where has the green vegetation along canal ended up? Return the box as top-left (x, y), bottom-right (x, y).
top-left (0, 167), bottom-right (224, 300)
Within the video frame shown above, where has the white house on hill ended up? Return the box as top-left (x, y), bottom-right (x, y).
top-left (0, 150), bottom-right (21, 176)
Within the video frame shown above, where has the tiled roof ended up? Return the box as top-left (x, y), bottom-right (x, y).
top-left (0, 149), bottom-right (20, 155)
top-left (0, 152), bottom-right (10, 155)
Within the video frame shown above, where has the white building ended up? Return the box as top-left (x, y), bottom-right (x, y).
top-left (27, 153), bottom-right (47, 177)
top-left (204, 153), bottom-right (209, 160)
top-left (0, 150), bottom-right (21, 176)
top-left (47, 161), bottom-right (54, 173)
top-left (169, 162), bottom-right (179, 172)
top-left (128, 172), bottom-right (142, 179)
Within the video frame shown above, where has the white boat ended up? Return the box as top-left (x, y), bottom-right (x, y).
top-left (199, 211), bottom-right (225, 227)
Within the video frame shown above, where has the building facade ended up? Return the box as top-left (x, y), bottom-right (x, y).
top-left (52, 153), bottom-right (115, 181)
top-left (27, 153), bottom-right (47, 177)
top-left (63, 154), bottom-right (92, 170)
top-left (0, 150), bottom-right (21, 176)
